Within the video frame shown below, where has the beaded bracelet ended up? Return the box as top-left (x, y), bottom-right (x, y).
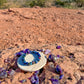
top-left (22, 51), bottom-right (41, 66)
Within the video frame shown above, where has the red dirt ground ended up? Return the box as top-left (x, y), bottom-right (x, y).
top-left (0, 7), bottom-right (84, 84)
top-left (0, 7), bottom-right (84, 50)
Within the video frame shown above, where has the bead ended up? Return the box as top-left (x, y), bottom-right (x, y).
top-left (15, 52), bottom-right (22, 57)
top-left (45, 49), bottom-right (51, 54)
top-left (55, 65), bottom-right (62, 75)
top-left (59, 74), bottom-right (64, 80)
top-left (49, 78), bottom-right (59, 84)
top-left (8, 69), bottom-right (15, 76)
top-left (30, 76), bottom-right (36, 83)
top-left (0, 70), bottom-right (7, 79)
top-left (0, 67), bottom-right (4, 72)
top-left (35, 70), bottom-right (39, 75)
top-left (30, 62), bottom-right (32, 65)
top-left (52, 56), bottom-right (57, 62)
top-left (48, 54), bottom-right (52, 60)
top-left (24, 49), bottom-right (29, 53)
top-left (35, 60), bottom-right (38, 64)
top-left (56, 46), bottom-right (61, 49)
top-left (19, 79), bottom-right (27, 83)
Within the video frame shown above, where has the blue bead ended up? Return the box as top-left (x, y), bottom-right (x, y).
top-left (55, 65), bottom-right (62, 74)
top-left (35, 60), bottom-right (38, 64)
top-left (59, 74), bottom-right (64, 80)
top-left (37, 59), bottom-right (40, 61)
top-left (30, 62), bottom-right (32, 65)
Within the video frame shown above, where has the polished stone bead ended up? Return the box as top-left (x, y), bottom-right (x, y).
top-left (19, 79), bottom-right (27, 83)
top-left (35, 60), bottom-right (38, 64)
top-left (49, 78), bottom-right (59, 84)
top-left (59, 74), bottom-right (64, 80)
top-left (55, 65), bottom-right (62, 75)
top-left (30, 62), bottom-right (32, 65)
top-left (56, 46), bottom-right (61, 49)
top-left (8, 69), bottom-right (15, 76)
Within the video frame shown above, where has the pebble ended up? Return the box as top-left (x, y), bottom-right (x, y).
top-left (53, 56), bottom-right (58, 62)
top-left (56, 46), bottom-right (61, 49)
top-left (49, 78), bottom-right (59, 84)
top-left (55, 65), bottom-right (62, 75)
top-left (0, 70), bottom-right (7, 79)
top-left (19, 79), bottom-right (27, 83)
top-left (0, 68), bottom-right (4, 72)
top-left (15, 52), bottom-right (22, 57)
top-left (48, 62), bottom-right (54, 68)
top-left (35, 70), bottom-right (39, 75)
top-left (8, 69), bottom-right (15, 76)
top-left (45, 49), bottom-right (51, 54)
top-left (29, 74), bottom-right (39, 84)
top-left (24, 49), bottom-right (30, 54)
top-left (59, 74), bottom-right (64, 80)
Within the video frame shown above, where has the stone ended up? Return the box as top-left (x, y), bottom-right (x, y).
top-left (8, 69), bottom-right (15, 76)
top-left (19, 79), bottom-right (27, 83)
top-left (56, 46), bottom-right (61, 49)
top-left (49, 78), bottom-right (59, 84)
top-left (0, 70), bottom-right (7, 79)
top-left (45, 49), bottom-right (51, 55)
top-left (55, 65), bottom-right (62, 75)
top-left (59, 74), bottom-right (64, 80)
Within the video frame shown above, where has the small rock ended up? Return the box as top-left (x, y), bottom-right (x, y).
top-left (19, 79), bottom-right (27, 83)
top-left (0, 70), bottom-right (7, 79)
top-left (48, 62), bottom-right (54, 68)
top-left (45, 49), bottom-right (51, 54)
top-left (8, 69), bottom-right (15, 76)
top-left (56, 46), bottom-right (61, 49)
top-left (0, 68), bottom-right (4, 72)
top-left (77, 11), bottom-right (84, 15)
top-left (35, 70), bottom-right (39, 75)
top-left (55, 65), bottom-right (62, 75)
top-left (59, 74), bottom-right (64, 80)
top-left (49, 78), bottom-right (59, 84)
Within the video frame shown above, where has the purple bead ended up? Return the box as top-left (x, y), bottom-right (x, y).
top-left (34, 74), bottom-right (39, 81)
top-left (60, 56), bottom-right (65, 58)
top-left (29, 74), bottom-right (39, 84)
top-left (35, 70), bottom-right (39, 75)
top-left (8, 69), bottom-right (15, 76)
top-left (56, 46), bottom-right (61, 49)
top-left (30, 76), bottom-right (36, 83)
top-left (24, 49), bottom-right (29, 54)
top-left (0, 81), bottom-right (2, 84)
top-left (57, 55), bottom-right (60, 58)
top-left (49, 78), bottom-right (59, 84)
top-left (15, 52), bottom-right (22, 57)
top-left (48, 54), bottom-right (52, 60)
top-left (0, 68), bottom-right (4, 72)
top-left (55, 65), bottom-right (62, 75)
top-left (45, 49), bottom-right (51, 54)
top-left (0, 70), bottom-right (7, 79)
top-left (59, 74), bottom-right (64, 80)
top-left (19, 79), bottom-right (27, 83)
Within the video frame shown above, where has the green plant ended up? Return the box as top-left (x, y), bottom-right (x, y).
top-left (0, 0), bottom-right (7, 6)
top-left (75, 0), bottom-right (84, 7)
